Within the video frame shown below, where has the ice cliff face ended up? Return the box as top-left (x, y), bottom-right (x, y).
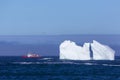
top-left (91, 40), bottom-right (115, 60)
top-left (59, 40), bottom-right (91, 60)
top-left (59, 40), bottom-right (115, 60)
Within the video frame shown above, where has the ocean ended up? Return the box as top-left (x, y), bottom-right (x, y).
top-left (0, 35), bottom-right (120, 80)
top-left (1, 56), bottom-right (120, 80)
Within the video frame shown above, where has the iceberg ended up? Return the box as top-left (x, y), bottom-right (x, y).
top-left (59, 40), bottom-right (115, 60)
top-left (59, 40), bottom-right (91, 60)
top-left (91, 40), bottom-right (115, 60)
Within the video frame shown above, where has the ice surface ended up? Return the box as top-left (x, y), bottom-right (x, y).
top-left (91, 40), bottom-right (115, 60)
top-left (59, 40), bottom-right (91, 60)
top-left (59, 40), bottom-right (115, 60)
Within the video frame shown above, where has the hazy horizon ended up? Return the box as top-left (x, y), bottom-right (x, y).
top-left (0, 35), bottom-right (120, 56)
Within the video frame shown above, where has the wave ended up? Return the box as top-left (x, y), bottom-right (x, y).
top-left (3, 61), bottom-right (120, 67)
top-left (12, 61), bottom-right (75, 65)
top-left (38, 58), bottom-right (54, 60)
top-left (11, 61), bottom-right (101, 66)
top-left (83, 63), bottom-right (98, 65)
top-left (102, 64), bottom-right (120, 67)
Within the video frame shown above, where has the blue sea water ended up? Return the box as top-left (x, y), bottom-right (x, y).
top-left (1, 56), bottom-right (120, 80)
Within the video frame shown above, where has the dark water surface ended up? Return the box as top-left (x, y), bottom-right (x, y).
top-left (1, 56), bottom-right (120, 80)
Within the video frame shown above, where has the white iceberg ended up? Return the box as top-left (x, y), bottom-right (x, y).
top-left (59, 40), bottom-right (115, 60)
top-left (91, 40), bottom-right (115, 60)
top-left (59, 40), bottom-right (91, 60)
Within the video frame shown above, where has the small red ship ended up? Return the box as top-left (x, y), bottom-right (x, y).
top-left (22, 53), bottom-right (40, 58)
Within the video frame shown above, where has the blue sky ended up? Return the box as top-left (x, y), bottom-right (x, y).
top-left (0, 0), bottom-right (120, 35)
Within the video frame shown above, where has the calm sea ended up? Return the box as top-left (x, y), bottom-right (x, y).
top-left (1, 56), bottom-right (120, 80)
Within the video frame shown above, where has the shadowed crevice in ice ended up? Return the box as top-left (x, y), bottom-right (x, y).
top-left (89, 44), bottom-right (93, 59)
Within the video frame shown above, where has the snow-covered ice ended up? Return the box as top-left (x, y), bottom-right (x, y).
top-left (59, 40), bottom-right (91, 60)
top-left (91, 40), bottom-right (115, 60)
top-left (59, 40), bottom-right (115, 60)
